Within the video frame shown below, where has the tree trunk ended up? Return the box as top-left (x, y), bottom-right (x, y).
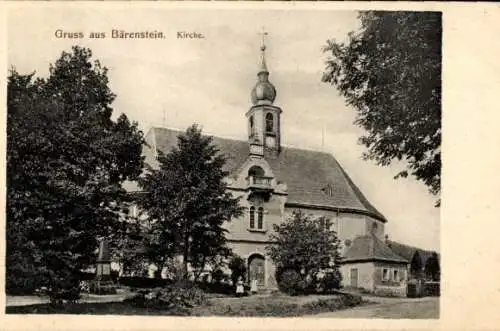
top-left (155, 261), bottom-right (163, 279)
top-left (183, 223), bottom-right (189, 280)
top-left (194, 256), bottom-right (206, 281)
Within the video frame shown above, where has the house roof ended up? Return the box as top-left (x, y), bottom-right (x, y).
top-left (342, 235), bottom-right (408, 264)
top-left (387, 240), bottom-right (439, 265)
top-left (125, 127), bottom-right (387, 222)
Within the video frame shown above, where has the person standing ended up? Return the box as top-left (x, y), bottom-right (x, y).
top-left (235, 276), bottom-right (245, 297)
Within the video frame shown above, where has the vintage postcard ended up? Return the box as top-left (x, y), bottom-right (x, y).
top-left (1, 1), bottom-right (500, 331)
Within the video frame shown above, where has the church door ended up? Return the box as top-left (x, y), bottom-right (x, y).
top-left (248, 254), bottom-right (266, 288)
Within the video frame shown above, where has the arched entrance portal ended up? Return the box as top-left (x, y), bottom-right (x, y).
top-left (248, 254), bottom-right (266, 288)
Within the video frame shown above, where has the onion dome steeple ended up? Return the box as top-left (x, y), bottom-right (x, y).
top-left (251, 32), bottom-right (276, 105)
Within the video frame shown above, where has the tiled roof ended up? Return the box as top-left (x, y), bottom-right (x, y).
top-left (125, 127), bottom-right (387, 222)
top-left (342, 235), bottom-right (408, 264)
top-left (387, 240), bottom-right (439, 265)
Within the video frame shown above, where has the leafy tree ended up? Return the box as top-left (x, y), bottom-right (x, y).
top-left (228, 254), bottom-right (247, 285)
top-left (6, 46), bottom-right (145, 296)
top-left (138, 125), bottom-right (244, 279)
top-left (266, 211), bottom-right (342, 284)
top-left (424, 252), bottom-right (440, 281)
top-left (322, 11), bottom-right (441, 204)
top-left (410, 251), bottom-right (423, 279)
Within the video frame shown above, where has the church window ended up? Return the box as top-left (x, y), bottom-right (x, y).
top-left (249, 206), bottom-right (255, 229)
top-left (248, 165), bottom-right (265, 178)
top-left (257, 207), bottom-right (264, 229)
top-left (265, 113), bottom-right (274, 133)
top-left (249, 115), bottom-right (255, 136)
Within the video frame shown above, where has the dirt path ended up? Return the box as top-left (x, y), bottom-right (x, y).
top-left (5, 293), bottom-right (133, 307)
top-left (311, 296), bottom-right (439, 319)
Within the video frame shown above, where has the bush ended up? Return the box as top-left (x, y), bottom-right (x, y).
top-left (300, 294), bottom-right (362, 314)
top-left (277, 269), bottom-right (306, 296)
top-left (197, 281), bottom-right (250, 296)
top-left (317, 270), bottom-right (342, 293)
top-left (228, 255), bottom-right (247, 285)
top-left (125, 282), bottom-right (208, 312)
top-left (118, 276), bottom-right (173, 288)
top-left (49, 287), bottom-right (81, 305)
top-left (424, 281), bottom-right (440, 297)
top-left (88, 281), bottom-right (117, 295)
top-left (212, 269), bottom-right (225, 284)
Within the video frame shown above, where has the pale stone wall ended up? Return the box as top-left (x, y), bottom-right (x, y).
top-left (373, 261), bottom-right (408, 297)
top-left (340, 262), bottom-right (375, 291)
top-left (283, 207), bottom-right (385, 255)
top-left (340, 261), bottom-right (408, 297)
top-left (223, 190), bottom-right (286, 243)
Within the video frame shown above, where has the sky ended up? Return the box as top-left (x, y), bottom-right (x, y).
top-left (7, 7), bottom-right (440, 251)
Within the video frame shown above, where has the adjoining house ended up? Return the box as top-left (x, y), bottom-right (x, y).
top-left (341, 234), bottom-right (409, 297)
top-left (122, 39), bottom-right (419, 294)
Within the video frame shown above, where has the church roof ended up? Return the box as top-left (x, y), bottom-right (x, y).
top-left (125, 127), bottom-right (387, 222)
top-left (342, 235), bottom-right (408, 264)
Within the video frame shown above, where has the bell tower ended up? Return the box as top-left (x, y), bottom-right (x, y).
top-left (247, 30), bottom-right (282, 156)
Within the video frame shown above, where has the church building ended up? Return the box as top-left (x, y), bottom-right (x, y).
top-left (125, 39), bottom-right (410, 296)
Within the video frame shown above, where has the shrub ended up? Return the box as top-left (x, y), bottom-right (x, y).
top-left (49, 287), bottom-right (81, 305)
top-left (125, 282), bottom-right (208, 312)
top-left (300, 294), bottom-right (362, 314)
top-left (88, 281), bottom-right (117, 295)
top-left (118, 276), bottom-right (173, 288)
top-left (317, 270), bottom-right (342, 293)
top-left (212, 269), bottom-right (225, 284)
top-left (277, 269), bottom-right (305, 296)
top-left (424, 281), bottom-right (440, 297)
top-left (228, 255), bottom-right (247, 285)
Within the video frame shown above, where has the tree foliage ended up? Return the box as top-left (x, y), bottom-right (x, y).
top-left (410, 251), bottom-right (423, 279)
top-left (228, 254), bottom-right (247, 285)
top-left (138, 125), bottom-right (244, 279)
top-left (322, 11), bottom-right (441, 202)
top-left (6, 46), bottom-right (145, 295)
top-left (424, 252), bottom-right (440, 281)
top-left (266, 211), bottom-right (342, 279)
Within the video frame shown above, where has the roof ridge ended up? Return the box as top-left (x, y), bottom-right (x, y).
top-left (150, 126), bottom-right (342, 156)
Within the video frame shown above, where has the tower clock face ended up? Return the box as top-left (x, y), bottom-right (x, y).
top-left (265, 136), bottom-right (276, 148)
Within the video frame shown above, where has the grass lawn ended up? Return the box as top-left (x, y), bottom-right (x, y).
top-left (6, 292), bottom-right (366, 317)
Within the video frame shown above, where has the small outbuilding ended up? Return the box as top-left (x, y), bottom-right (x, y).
top-left (341, 234), bottom-right (409, 297)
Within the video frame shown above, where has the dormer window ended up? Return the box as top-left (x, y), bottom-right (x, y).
top-left (265, 113), bottom-right (274, 133)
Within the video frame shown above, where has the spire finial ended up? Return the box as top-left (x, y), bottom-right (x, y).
top-left (260, 28), bottom-right (268, 51)
top-left (259, 28), bottom-right (268, 74)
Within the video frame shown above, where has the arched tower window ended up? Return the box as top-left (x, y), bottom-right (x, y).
top-left (249, 206), bottom-right (255, 229)
top-left (257, 207), bottom-right (264, 229)
top-left (248, 165), bottom-right (265, 178)
top-left (249, 115), bottom-right (255, 137)
top-left (265, 113), bottom-right (274, 133)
